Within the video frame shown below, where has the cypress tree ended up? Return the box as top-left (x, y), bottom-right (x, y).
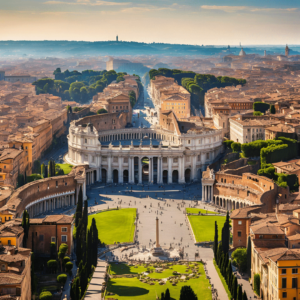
top-left (91, 218), bottom-right (99, 267)
top-left (237, 284), bottom-right (243, 300)
top-left (24, 171), bottom-right (27, 184)
top-left (76, 222), bottom-right (82, 265)
top-left (216, 242), bottom-right (223, 266)
top-left (41, 163), bottom-right (46, 178)
top-left (243, 290), bottom-right (248, 300)
top-left (179, 285), bottom-right (198, 300)
top-left (52, 160), bottom-right (56, 176)
top-left (222, 211), bottom-right (230, 255)
top-left (247, 235), bottom-right (252, 277)
top-left (161, 292), bottom-right (165, 300)
top-left (222, 253), bottom-right (229, 276)
top-left (22, 210), bottom-right (30, 247)
top-left (165, 288), bottom-right (171, 300)
top-left (226, 260), bottom-right (233, 286)
top-left (232, 276), bottom-right (238, 300)
top-left (75, 186), bottom-right (83, 227)
top-left (214, 221), bottom-right (218, 258)
top-left (48, 160), bottom-right (52, 177)
top-left (87, 229), bottom-right (92, 276)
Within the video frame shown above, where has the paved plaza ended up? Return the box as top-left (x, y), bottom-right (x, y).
top-left (83, 182), bottom-right (228, 300)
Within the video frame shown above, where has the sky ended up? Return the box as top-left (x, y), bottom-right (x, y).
top-left (0, 0), bottom-right (300, 45)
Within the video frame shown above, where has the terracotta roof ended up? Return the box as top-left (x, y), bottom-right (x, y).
top-left (287, 234), bottom-right (300, 241)
top-left (0, 273), bottom-right (23, 285)
top-left (230, 205), bottom-right (262, 219)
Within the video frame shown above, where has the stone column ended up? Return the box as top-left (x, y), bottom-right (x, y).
top-left (211, 186), bottom-right (213, 202)
top-left (128, 157), bottom-right (132, 183)
top-left (204, 186), bottom-right (207, 201)
top-left (107, 156), bottom-right (112, 183)
top-left (83, 183), bottom-right (87, 200)
top-left (168, 157), bottom-right (172, 184)
top-left (202, 185), bottom-right (204, 201)
top-left (150, 158), bottom-right (154, 183)
top-left (119, 157), bottom-right (123, 184)
top-left (181, 156), bottom-right (185, 183)
top-left (132, 157), bottom-right (135, 184)
top-left (138, 158), bottom-right (142, 184)
top-left (148, 158), bottom-right (152, 183)
top-left (192, 155), bottom-right (197, 180)
top-left (157, 157), bottom-right (161, 184)
top-left (156, 217), bottom-right (160, 247)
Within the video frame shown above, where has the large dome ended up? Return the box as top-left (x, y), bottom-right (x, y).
top-left (239, 48), bottom-right (246, 56)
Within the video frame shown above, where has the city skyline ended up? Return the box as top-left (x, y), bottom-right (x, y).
top-left (0, 0), bottom-right (300, 45)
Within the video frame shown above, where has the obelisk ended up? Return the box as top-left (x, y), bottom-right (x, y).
top-left (156, 217), bottom-right (160, 247)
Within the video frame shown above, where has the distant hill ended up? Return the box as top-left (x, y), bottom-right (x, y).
top-left (0, 41), bottom-right (299, 58)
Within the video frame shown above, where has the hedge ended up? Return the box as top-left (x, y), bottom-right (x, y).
top-left (276, 136), bottom-right (298, 158)
top-left (261, 144), bottom-right (290, 165)
top-left (277, 173), bottom-right (299, 191)
top-left (223, 140), bottom-right (234, 150)
top-left (253, 111), bottom-right (262, 116)
top-left (241, 139), bottom-right (282, 158)
top-left (257, 166), bottom-right (276, 180)
top-left (254, 274), bottom-right (260, 296)
top-left (231, 142), bottom-right (241, 153)
top-left (253, 101), bottom-right (270, 113)
top-left (39, 291), bottom-right (53, 300)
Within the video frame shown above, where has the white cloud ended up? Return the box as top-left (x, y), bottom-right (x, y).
top-left (200, 5), bottom-right (298, 13)
top-left (45, 0), bottom-right (131, 6)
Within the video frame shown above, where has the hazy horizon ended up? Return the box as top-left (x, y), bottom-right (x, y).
top-left (1, 0), bottom-right (300, 45)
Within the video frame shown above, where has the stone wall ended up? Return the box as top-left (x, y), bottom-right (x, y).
top-left (221, 158), bottom-right (260, 176)
top-left (2, 175), bottom-right (77, 217)
top-left (75, 112), bottom-right (128, 132)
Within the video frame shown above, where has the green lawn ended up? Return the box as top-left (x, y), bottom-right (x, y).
top-left (188, 215), bottom-right (226, 242)
top-left (106, 263), bottom-right (211, 300)
top-left (88, 208), bottom-right (136, 245)
top-left (56, 163), bottom-right (73, 174)
top-left (186, 208), bottom-right (218, 215)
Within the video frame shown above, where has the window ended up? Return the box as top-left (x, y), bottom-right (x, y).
top-left (61, 235), bottom-right (67, 242)
top-left (292, 268), bottom-right (298, 274)
top-left (238, 231), bottom-right (242, 237)
top-left (282, 292), bottom-right (287, 298)
top-left (238, 221), bottom-right (242, 225)
top-left (39, 235), bottom-right (44, 242)
top-left (85, 139), bottom-right (87, 143)
top-left (1, 264), bottom-right (5, 271)
top-left (8, 240), bottom-right (11, 245)
top-left (51, 237), bottom-right (56, 243)
top-left (61, 227), bottom-right (67, 232)
top-left (282, 278), bottom-right (287, 289)
top-left (188, 140), bottom-right (190, 144)
top-left (259, 235), bottom-right (264, 239)
top-left (292, 278), bottom-right (298, 288)
top-left (206, 153), bottom-right (210, 160)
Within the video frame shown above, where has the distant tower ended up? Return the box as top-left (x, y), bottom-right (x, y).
top-left (264, 50), bottom-right (267, 57)
top-left (239, 48), bottom-right (246, 56)
top-left (285, 45), bottom-right (290, 56)
top-left (116, 35), bottom-right (119, 42)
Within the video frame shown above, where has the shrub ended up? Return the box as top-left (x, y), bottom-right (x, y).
top-left (231, 142), bottom-right (241, 153)
top-left (260, 144), bottom-right (289, 165)
top-left (39, 291), bottom-right (53, 300)
top-left (231, 248), bottom-right (247, 272)
top-left (276, 136), bottom-right (298, 158)
top-left (253, 111), bottom-right (262, 116)
top-left (223, 140), bottom-right (234, 150)
top-left (270, 105), bottom-right (276, 114)
top-left (257, 166), bottom-right (276, 180)
top-left (63, 256), bottom-right (70, 265)
top-left (57, 274), bottom-right (68, 286)
top-left (241, 139), bottom-right (282, 158)
top-left (97, 108), bottom-right (108, 114)
top-left (254, 273), bottom-right (260, 296)
top-left (27, 173), bottom-right (42, 183)
top-left (65, 261), bottom-right (74, 274)
top-left (47, 260), bottom-right (58, 273)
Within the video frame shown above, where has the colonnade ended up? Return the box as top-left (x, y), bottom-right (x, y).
top-left (202, 185), bottom-right (213, 202)
top-left (26, 192), bottom-right (75, 218)
top-left (95, 156), bottom-right (200, 184)
top-left (212, 195), bottom-right (251, 211)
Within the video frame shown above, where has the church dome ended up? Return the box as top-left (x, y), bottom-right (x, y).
top-left (239, 48), bottom-right (246, 56)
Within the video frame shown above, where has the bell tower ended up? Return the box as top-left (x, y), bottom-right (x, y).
top-left (285, 45), bottom-right (290, 56)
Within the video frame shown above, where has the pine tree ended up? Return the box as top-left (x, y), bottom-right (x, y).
top-left (165, 288), bottom-right (171, 300)
top-left (214, 221), bottom-right (218, 258)
top-left (75, 186), bottom-right (83, 227)
top-left (247, 235), bottom-right (251, 277)
top-left (243, 290), bottom-right (248, 300)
